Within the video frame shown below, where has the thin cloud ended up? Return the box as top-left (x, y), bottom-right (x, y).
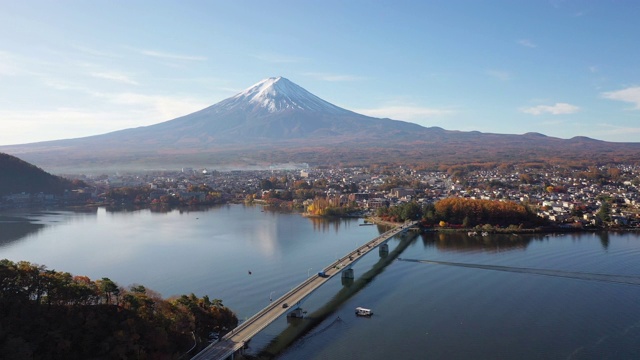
top-left (98, 92), bottom-right (209, 120)
top-left (573, 8), bottom-right (591, 17)
top-left (517, 39), bottom-right (537, 48)
top-left (0, 108), bottom-right (141, 145)
top-left (90, 72), bottom-right (139, 85)
top-left (303, 72), bottom-right (365, 82)
top-left (0, 92), bottom-right (211, 145)
top-left (486, 69), bottom-right (511, 81)
top-left (43, 79), bottom-right (88, 92)
top-left (602, 86), bottom-right (640, 109)
top-left (137, 49), bottom-right (207, 61)
top-left (573, 122), bottom-right (640, 142)
top-left (42, 78), bottom-right (210, 119)
top-left (521, 103), bottom-right (580, 115)
top-left (602, 125), bottom-right (640, 134)
top-left (252, 53), bottom-right (305, 63)
top-left (356, 105), bottom-right (454, 120)
top-left (0, 51), bottom-right (24, 76)
top-left (73, 45), bottom-right (122, 59)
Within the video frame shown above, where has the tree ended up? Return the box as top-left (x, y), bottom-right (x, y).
top-left (434, 197), bottom-right (539, 227)
top-left (293, 180), bottom-right (311, 190)
top-left (519, 173), bottom-right (533, 184)
top-left (260, 179), bottom-right (274, 190)
top-left (0, 259), bottom-right (239, 358)
top-left (97, 277), bottom-right (119, 305)
top-left (400, 202), bottom-right (422, 221)
top-left (211, 298), bottom-right (224, 308)
top-left (16, 261), bottom-right (46, 304)
top-left (597, 201), bottom-right (611, 223)
top-left (423, 208), bottom-right (436, 224)
top-left (607, 167), bottom-right (621, 181)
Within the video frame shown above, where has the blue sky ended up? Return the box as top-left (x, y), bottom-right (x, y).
top-left (1, 0), bottom-right (640, 145)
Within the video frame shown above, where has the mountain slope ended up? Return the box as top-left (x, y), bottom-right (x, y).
top-left (0, 153), bottom-right (78, 195)
top-left (115, 76), bottom-right (426, 142)
top-left (2, 77), bottom-right (640, 173)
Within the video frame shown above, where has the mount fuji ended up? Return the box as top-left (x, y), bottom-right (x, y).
top-left (2, 76), bottom-right (640, 172)
top-left (134, 76), bottom-right (426, 141)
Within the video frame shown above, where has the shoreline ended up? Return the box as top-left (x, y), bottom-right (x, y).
top-left (364, 216), bottom-right (640, 234)
top-left (4, 202), bottom-right (640, 234)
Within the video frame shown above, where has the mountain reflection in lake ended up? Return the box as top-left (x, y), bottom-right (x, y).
top-left (0, 215), bottom-right (46, 248)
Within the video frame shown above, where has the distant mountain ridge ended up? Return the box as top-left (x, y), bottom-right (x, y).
top-left (2, 77), bottom-right (640, 173)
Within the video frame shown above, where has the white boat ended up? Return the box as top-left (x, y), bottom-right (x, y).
top-left (355, 307), bottom-right (373, 316)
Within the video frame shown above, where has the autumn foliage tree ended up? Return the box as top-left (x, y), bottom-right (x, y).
top-left (306, 196), bottom-right (357, 216)
top-left (0, 259), bottom-right (237, 359)
top-left (434, 198), bottom-right (539, 228)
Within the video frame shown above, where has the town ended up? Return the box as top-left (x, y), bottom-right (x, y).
top-left (3, 162), bottom-right (640, 230)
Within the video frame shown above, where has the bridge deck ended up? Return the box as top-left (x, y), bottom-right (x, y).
top-left (191, 220), bottom-right (418, 360)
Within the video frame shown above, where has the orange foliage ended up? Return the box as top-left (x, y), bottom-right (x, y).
top-left (434, 197), bottom-right (534, 227)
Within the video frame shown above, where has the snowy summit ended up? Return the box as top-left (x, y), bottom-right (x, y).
top-left (217, 76), bottom-right (352, 115)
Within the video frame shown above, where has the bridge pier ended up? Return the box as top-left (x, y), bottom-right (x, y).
top-left (341, 268), bottom-right (354, 286)
top-left (379, 243), bottom-right (389, 257)
top-left (224, 346), bottom-right (242, 360)
top-left (342, 268), bottom-right (354, 279)
top-left (287, 307), bottom-right (304, 319)
top-left (341, 275), bottom-right (354, 287)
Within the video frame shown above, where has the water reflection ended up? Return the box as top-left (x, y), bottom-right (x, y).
top-left (0, 209), bottom-right (104, 249)
top-left (100, 203), bottom-right (226, 214)
top-left (419, 232), bottom-right (532, 253)
top-left (305, 216), bottom-right (391, 234)
top-left (418, 231), bottom-right (623, 254)
top-left (307, 217), bottom-right (356, 233)
top-left (0, 216), bottom-right (46, 248)
top-left (598, 232), bottom-right (610, 250)
top-left (248, 213), bottom-right (279, 257)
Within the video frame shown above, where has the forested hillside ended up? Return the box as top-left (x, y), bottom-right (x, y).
top-left (0, 260), bottom-right (237, 359)
top-left (0, 153), bottom-right (78, 195)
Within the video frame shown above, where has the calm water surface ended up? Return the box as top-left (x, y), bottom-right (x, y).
top-left (2, 205), bottom-right (640, 359)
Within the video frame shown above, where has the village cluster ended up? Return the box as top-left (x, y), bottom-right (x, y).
top-left (3, 164), bottom-right (640, 228)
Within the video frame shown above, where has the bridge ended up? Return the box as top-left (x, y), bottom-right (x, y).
top-left (191, 220), bottom-right (419, 360)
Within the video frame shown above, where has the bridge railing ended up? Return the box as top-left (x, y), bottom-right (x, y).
top-left (215, 259), bottom-right (328, 348)
top-left (322, 221), bottom-right (416, 272)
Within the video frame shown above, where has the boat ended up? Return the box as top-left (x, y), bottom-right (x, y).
top-left (355, 307), bottom-right (373, 316)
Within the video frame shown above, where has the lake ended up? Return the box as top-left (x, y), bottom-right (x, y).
top-left (2, 205), bottom-right (640, 359)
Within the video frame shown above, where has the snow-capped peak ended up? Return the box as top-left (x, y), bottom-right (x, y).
top-left (220, 77), bottom-right (352, 115)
